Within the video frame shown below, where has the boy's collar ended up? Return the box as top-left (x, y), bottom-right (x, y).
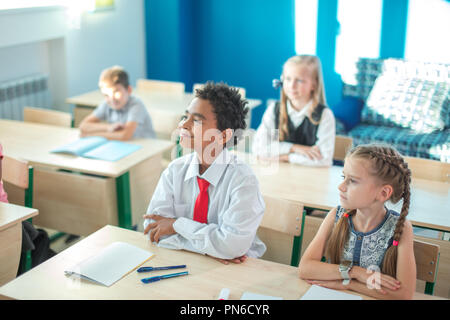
top-left (184, 148), bottom-right (233, 187)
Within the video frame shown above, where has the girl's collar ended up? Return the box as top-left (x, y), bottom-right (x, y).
top-left (287, 99), bottom-right (313, 114)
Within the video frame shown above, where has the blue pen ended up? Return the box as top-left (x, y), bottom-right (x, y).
top-left (137, 265), bottom-right (186, 273)
top-left (141, 271), bottom-right (189, 284)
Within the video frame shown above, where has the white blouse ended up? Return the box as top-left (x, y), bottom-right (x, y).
top-left (143, 148), bottom-right (267, 259)
top-left (252, 100), bottom-right (336, 167)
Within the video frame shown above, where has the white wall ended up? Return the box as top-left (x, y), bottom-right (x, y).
top-left (65, 0), bottom-right (146, 98)
top-left (0, 41), bottom-right (49, 83)
top-left (0, 0), bottom-right (146, 112)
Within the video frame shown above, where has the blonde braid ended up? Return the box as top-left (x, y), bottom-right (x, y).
top-left (371, 147), bottom-right (412, 278)
top-left (326, 208), bottom-right (357, 264)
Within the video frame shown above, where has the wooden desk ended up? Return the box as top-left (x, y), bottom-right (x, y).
top-left (0, 202), bottom-right (38, 286)
top-left (0, 119), bottom-right (173, 236)
top-left (66, 89), bottom-right (262, 128)
top-left (237, 153), bottom-right (450, 233)
top-left (0, 225), bottom-right (441, 300)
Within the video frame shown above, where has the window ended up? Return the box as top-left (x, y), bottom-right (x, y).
top-left (404, 0), bottom-right (450, 64)
top-left (334, 0), bottom-right (382, 85)
top-left (295, 0), bottom-right (318, 55)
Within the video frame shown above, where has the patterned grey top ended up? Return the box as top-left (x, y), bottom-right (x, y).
top-left (335, 206), bottom-right (400, 270)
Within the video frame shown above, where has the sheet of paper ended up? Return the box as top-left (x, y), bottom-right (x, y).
top-left (82, 141), bottom-right (141, 161)
top-left (241, 291), bottom-right (283, 300)
top-left (300, 285), bottom-right (363, 300)
top-left (64, 242), bottom-right (154, 287)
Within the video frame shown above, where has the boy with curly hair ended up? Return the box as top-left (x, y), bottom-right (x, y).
top-left (143, 82), bottom-right (266, 264)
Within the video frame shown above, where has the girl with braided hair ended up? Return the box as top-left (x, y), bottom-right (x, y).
top-left (299, 144), bottom-right (416, 299)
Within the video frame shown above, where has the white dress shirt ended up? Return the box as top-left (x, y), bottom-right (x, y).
top-left (143, 148), bottom-right (267, 259)
top-left (252, 100), bottom-right (336, 167)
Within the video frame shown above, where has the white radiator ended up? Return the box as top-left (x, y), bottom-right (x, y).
top-left (0, 74), bottom-right (51, 121)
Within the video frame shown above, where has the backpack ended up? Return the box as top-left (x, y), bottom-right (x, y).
top-left (17, 222), bottom-right (56, 276)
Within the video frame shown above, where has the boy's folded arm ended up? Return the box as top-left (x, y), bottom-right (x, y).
top-left (143, 166), bottom-right (176, 226)
top-left (79, 115), bottom-right (110, 133)
top-left (170, 218), bottom-right (254, 259)
top-left (163, 182), bottom-right (265, 259)
top-left (82, 121), bottom-right (137, 141)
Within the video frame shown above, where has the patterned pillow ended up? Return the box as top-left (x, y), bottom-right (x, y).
top-left (361, 59), bottom-right (449, 133)
top-left (335, 118), bottom-right (347, 135)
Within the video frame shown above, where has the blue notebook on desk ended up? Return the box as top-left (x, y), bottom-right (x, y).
top-left (51, 136), bottom-right (141, 161)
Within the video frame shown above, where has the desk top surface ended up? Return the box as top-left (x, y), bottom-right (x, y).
top-left (0, 202), bottom-right (38, 231)
top-left (0, 119), bottom-right (174, 177)
top-left (66, 89), bottom-right (262, 112)
top-left (236, 153), bottom-right (450, 232)
top-left (0, 225), bottom-right (441, 300)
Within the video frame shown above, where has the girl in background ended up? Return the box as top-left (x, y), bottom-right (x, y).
top-left (253, 55), bottom-right (335, 166)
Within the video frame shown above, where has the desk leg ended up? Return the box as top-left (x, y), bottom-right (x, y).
top-left (116, 172), bottom-right (132, 229)
top-left (23, 167), bottom-right (33, 272)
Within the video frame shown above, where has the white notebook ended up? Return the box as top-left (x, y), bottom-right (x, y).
top-left (300, 285), bottom-right (363, 300)
top-left (64, 242), bottom-right (154, 287)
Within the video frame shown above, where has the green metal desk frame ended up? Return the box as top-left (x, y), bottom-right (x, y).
top-left (290, 209), bottom-right (307, 267)
top-left (20, 166), bottom-right (34, 272)
top-left (116, 172), bottom-right (132, 230)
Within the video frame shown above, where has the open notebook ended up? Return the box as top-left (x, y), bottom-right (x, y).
top-left (300, 285), bottom-right (363, 300)
top-left (64, 242), bottom-right (154, 287)
top-left (51, 136), bottom-right (141, 161)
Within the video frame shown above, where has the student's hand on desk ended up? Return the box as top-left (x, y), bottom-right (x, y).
top-left (143, 214), bottom-right (176, 243)
top-left (291, 145), bottom-right (323, 160)
top-left (351, 265), bottom-right (401, 293)
top-left (109, 123), bottom-right (125, 132)
top-left (210, 255), bottom-right (248, 265)
top-left (277, 154), bottom-right (290, 162)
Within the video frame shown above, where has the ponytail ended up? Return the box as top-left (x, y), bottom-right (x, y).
top-left (326, 209), bottom-right (356, 264)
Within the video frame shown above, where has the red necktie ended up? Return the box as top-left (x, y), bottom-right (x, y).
top-left (193, 177), bottom-right (210, 224)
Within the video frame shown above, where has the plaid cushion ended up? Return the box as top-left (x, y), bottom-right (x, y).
top-left (443, 97), bottom-right (450, 129)
top-left (345, 58), bottom-right (385, 100)
top-left (361, 59), bottom-right (449, 133)
top-left (335, 118), bottom-right (347, 135)
top-left (349, 124), bottom-right (450, 163)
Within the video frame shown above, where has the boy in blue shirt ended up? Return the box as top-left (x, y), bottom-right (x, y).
top-left (79, 66), bottom-right (155, 140)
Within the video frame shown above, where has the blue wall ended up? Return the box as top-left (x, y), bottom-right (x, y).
top-left (316, 0), bottom-right (342, 113)
top-left (145, 0), bottom-right (182, 82)
top-left (144, 0), bottom-right (411, 129)
top-left (144, 0), bottom-right (296, 129)
top-left (380, 0), bottom-right (409, 58)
